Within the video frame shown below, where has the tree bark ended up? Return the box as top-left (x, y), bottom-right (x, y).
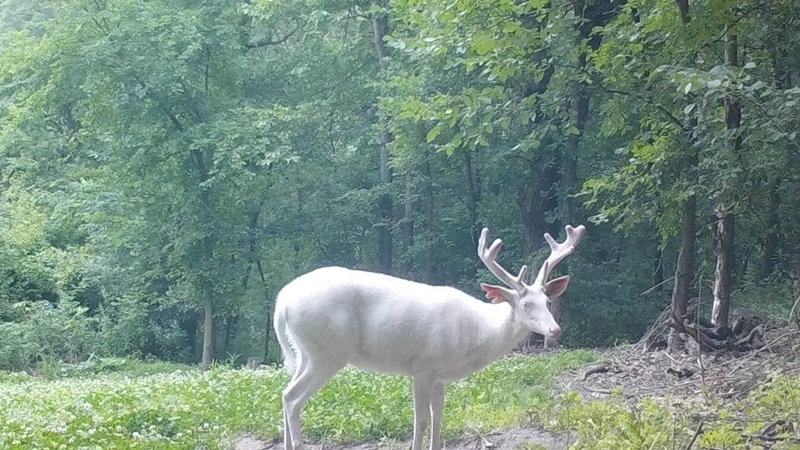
top-left (761, 183), bottom-right (780, 280)
top-left (201, 293), bottom-right (214, 370)
top-left (184, 314), bottom-right (199, 361)
top-left (424, 146), bottom-right (436, 284)
top-left (654, 245), bottom-right (664, 293)
top-left (712, 210), bottom-right (734, 329)
top-left (674, 0), bottom-right (690, 24)
top-left (669, 194), bottom-right (696, 350)
top-left (667, 0), bottom-right (697, 351)
top-left (221, 315), bottom-right (238, 360)
top-left (519, 154), bottom-right (560, 349)
top-left (563, 79), bottom-right (588, 226)
top-left (520, 155), bottom-right (561, 258)
top-left (762, 48), bottom-right (790, 280)
top-left (546, 69), bottom-right (590, 349)
top-left (255, 259), bottom-right (272, 362)
top-left (711, 30), bottom-right (741, 330)
top-left (372, 12), bottom-right (393, 275)
top-left (463, 151), bottom-right (482, 277)
top-left (402, 172), bottom-right (414, 276)
top-left (194, 146), bottom-right (217, 370)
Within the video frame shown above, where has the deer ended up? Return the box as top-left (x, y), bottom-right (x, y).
top-left (273, 224), bottom-right (586, 450)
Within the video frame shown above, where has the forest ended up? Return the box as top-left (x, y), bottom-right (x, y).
top-left (0, 0), bottom-right (799, 372)
top-left (2, 0), bottom-right (800, 449)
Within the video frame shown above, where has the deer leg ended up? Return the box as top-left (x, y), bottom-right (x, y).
top-left (282, 361), bottom-right (342, 450)
top-left (429, 381), bottom-right (445, 450)
top-left (412, 377), bottom-right (434, 450)
top-left (283, 352), bottom-right (309, 450)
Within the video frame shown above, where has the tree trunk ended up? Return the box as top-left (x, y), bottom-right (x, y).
top-left (761, 183), bottom-right (780, 280)
top-left (256, 259), bottom-right (272, 362)
top-left (378, 152), bottom-right (393, 274)
top-left (424, 146), bottom-right (436, 284)
top-left (519, 155), bottom-right (560, 349)
top-left (186, 314), bottom-right (199, 361)
top-left (372, 13), bottom-right (393, 275)
top-left (793, 250), bottom-right (800, 306)
top-left (201, 293), bottom-right (214, 370)
top-left (667, 0), bottom-right (696, 351)
top-left (668, 194), bottom-right (696, 350)
top-left (653, 245), bottom-right (664, 293)
top-left (402, 172), bottom-right (414, 276)
top-left (712, 210), bottom-right (734, 329)
top-left (520, 155), bottom-right (561, 258)
top-left (674, 0), bottom-right (690, 24)
top-left (242, 198), bottom-right (266, 291)
top-left (221, 315), bottom-right (238, 360)
top-left (463, 151), bottom-right (482, 277)
top-left (193, 145), bottom-right (217, 370)
top-left (546, 78), bottom-right (589, 349)
top-left (711, 30), bottom-right (741, 330)
top-left (762, 49), bottom-right (790, 280)
top-left (562, 58), bottom-right (589, 227)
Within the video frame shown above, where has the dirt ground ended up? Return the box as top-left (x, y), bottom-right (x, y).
top-left (559, 319), bottom-right (800, 404)
top-left (232, 424), bottom-right (570, 450)
top-left (233, 321), bottom-right (800, 450)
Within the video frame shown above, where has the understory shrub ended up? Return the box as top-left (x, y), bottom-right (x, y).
top-left (538, 372), bottom-right (800, 450)
top-left (0, 300), bottom-right (101, 371)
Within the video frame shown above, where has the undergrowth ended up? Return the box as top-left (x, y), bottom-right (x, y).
top-left (0, 351), bottom-right (595, 449)
top-left (3, 350), bottom-right (795, 449)
top-left (534, 372), bottom-right (800, 450)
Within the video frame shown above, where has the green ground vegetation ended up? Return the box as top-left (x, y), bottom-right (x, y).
top-left (2, 350), bottom-right (798, 450)
top-left (0, 352), bottom-right (593, 449)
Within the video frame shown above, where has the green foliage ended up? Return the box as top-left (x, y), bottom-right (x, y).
top-left (0, 300), bottom-right (100, 371)
top-left (731, 280), bottom-right (796, 319)
top-left (556, 394), bottom-right (682, 449)
top-left (533, 373), bottom-right (800, 450)
top-left (0, 352), bottom-right (595, 448)
top-left (95, 295), bottom-right (192, 362)
top-left (0, 366), bottom-right (286, 449)
top-left (2, 350), bottom-right (795, 450)
top-left (0, 0), bottom-right (798, 372)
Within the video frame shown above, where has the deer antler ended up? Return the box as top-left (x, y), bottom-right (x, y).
top-left (533, 225), bottom-right (586, 286)
top-left (478, 228), bottom-right (528, 292)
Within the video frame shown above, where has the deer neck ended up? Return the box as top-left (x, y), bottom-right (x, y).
top-left (477, 303), bottom-right (530, 359)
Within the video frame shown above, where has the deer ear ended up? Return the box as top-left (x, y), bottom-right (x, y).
top-left (544, 276), bottom-right (570, 298)
top-left (480, 283), bottom-right (516, 304)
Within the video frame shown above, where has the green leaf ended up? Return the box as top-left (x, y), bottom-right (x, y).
top-left (426, 124), bottom-right (443, 142)
top-left (471, 31), bottom-right (496, 56)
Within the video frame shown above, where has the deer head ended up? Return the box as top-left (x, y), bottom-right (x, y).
top-left (478, 225), bottom-right (586, 339)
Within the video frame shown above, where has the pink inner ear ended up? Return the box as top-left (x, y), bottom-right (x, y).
top-left (545, 276), bottom-right (570, 298)
top-left (480, 284), bottom-right (508, 303)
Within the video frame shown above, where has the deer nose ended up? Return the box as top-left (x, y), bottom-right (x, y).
top-left (549, 325), bottom-right (562, 339)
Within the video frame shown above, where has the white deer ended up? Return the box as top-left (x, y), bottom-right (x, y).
top-left (274, 225), bottom-right (586, 450)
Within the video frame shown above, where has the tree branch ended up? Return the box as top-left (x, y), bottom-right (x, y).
top-left (551, 61), bottom-right (686, 131)
top-left (599, 86), bottom-right (686, 131)
top-left (245, 27), bottom-right (299, 49)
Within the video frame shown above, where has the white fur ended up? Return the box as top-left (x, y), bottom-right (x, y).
top-left (275, 267), bottom-right (558, 450)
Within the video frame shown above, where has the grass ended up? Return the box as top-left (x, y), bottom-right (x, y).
top-left (0, 351), bottom-right (596, 449)
top-left (5, 351), bottom-right (796, 450)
